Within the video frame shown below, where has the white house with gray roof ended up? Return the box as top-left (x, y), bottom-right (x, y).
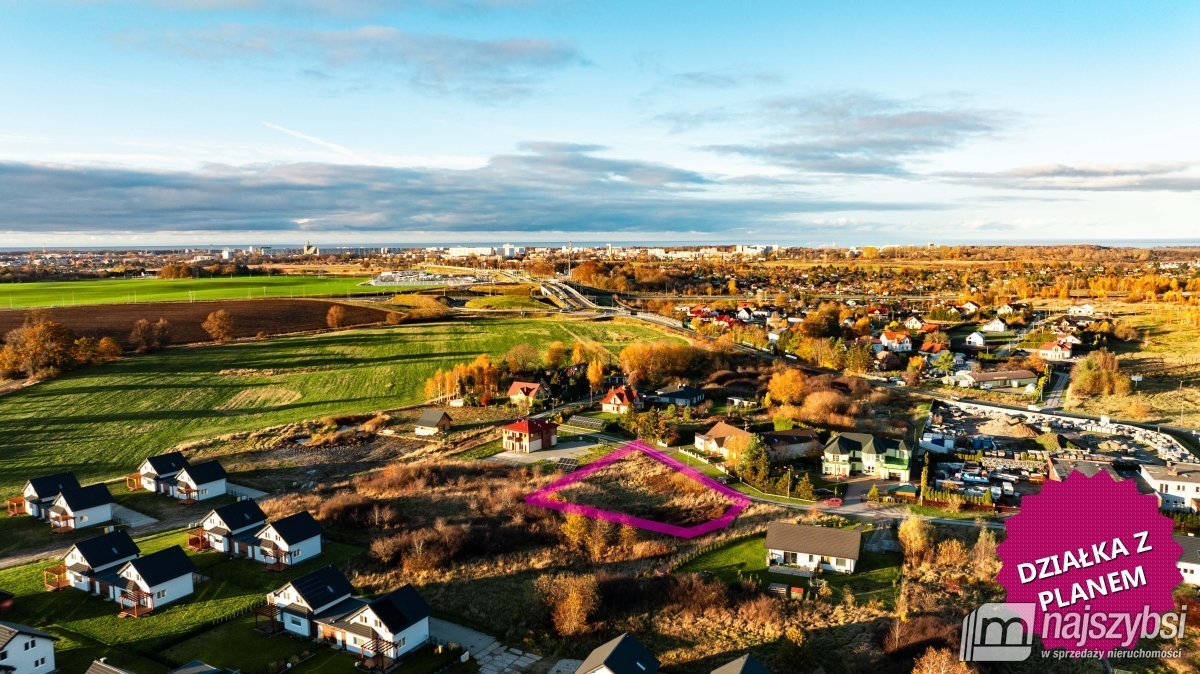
top-left (0, 621), bottom-right (57, 674)
top-left (764, 521), bottom-right (862, 575)
top-left (1141, 462), bottom-right (1200, 512)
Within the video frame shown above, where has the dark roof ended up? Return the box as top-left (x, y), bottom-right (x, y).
top-left (366, 585), bottom-right (432, 634)
top-left (168, 663), bottom-right (227, 674)
top-left (655, 384), bottom-right (704, 398)
top-left (181, 460), bottom-right (227, 484)
top-left (0, 621), bottom-right (58, 650)
top-left (71, 530), bottom-right (140, 569)
top-left (212, 499), bottom-right (266, 530)
top-left (123, 546), bottom-right (195, 587)
top-left (415, 409), bottom-right (451, 427)
top-left (264, 511), bottom-right (321, 546)
top-left (712, 655), bottom-right (771, 674)
top-left (86, 660), bottom-right (139, 674)
top-left (56, 484), bottom-right (115, 511)
top-left (1176, 535), bottom-right (1200, 566)
top-left (26, 472), bottom-right (80, 498)
top-left (285, 564), bottom-right (354, 610)
top-left (144, 452), bottom-right (190, 475)
top-left (576, 634), bottom-right (660, 674)
top-left (764, 522), bottom-right (862, 561)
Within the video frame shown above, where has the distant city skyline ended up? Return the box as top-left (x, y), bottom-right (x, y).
top-left (1, 1), bottom-right (1198, 245)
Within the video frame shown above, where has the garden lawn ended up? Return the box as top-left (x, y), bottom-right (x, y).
top-left (0, 276), bottom-right (384, 308)
top-left (0, 317), bottom-right (680, 496)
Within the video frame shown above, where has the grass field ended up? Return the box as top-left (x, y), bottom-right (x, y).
top-left (462, 295), bottom-right (552, 310)
top-left (0, 317), bottom-right (680, 495)
top-left (0, 276), bottom-right (390, 308)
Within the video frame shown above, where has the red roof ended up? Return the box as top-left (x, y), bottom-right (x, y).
top-left (921, 342), bottom-right (949, 353)
top-left (507, 381), bottom-right (542, 397)
top-left (600, 385), bottom-right (638, 406)
top-left (502, 418), bottom-right (556, 435)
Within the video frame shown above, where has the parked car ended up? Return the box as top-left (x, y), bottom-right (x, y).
top-left (814, 488), bottom-right (834, 496)
top-left (823, 497), bottom-right (843, 506)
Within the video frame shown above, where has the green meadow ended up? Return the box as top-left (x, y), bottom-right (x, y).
top-left (0, 276), bottom-right (385, 309)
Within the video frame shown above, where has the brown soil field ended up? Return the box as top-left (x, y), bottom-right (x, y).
top-left (0, 298), bottom-right (389, 347)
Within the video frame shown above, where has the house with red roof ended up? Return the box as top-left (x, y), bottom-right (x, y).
top-left (507, 381), bottom-right (547, 407)
top-left (879, 330), bottom-right (912, 353)
top-left (502, 419), bottom-right (558, 453)
top-left (599, 385), bottom-right (641, 415)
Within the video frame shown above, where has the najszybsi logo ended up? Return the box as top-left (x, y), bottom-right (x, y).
top-left (960, 602), bottom-right (1189, 662)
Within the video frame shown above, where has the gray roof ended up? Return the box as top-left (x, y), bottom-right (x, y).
top-left (56, 484), bottom-right (115, 511)
top-left (86, 660), bottom-right (138, 674)
top-left (1176, 535), bottom-right (1200, 566)
top-left (144, 452), bottom-right (190, 475)
top-left (763, 522), bottom-right (862, 561)
top-left (576, 634), bottom-right (659, 674)
top-left (181, 460), bottom-right (227, 485)
top-left (168, 663), bottom-right (227, 674)
top-left (122, 546), bottom-right (196, 587)
top-left (0, 621), bottom-right (58, 650)
top-left (415, 409), bottom-right (451, 428)
top-left (69, 530), bottom-right (140, 570)
top-left (712, 655), bottom-right (771, 674)
top-left (965, 369), bottom-right (1037, 383)
top-left (1051, 459), bottom-right (1120, 481)
top-left (1143, 463), bottom-right (1200, 486)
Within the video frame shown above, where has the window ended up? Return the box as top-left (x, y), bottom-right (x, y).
top-left (25, 639), bottom-right (35, 650)
top-left (290, 616), bottom-right (302, 626)
top-left (156, 589), bottom-right (167, 599)
top-left (80, 515), bottom-right (89, 522)
top-left (397, 637), bottom-right (405, 648)
top-left (0, 649), bottom-right (7, 660)
top-left (294, 549), bottom-right (302, 558)
top-left (35, 658), bottom-right (46, 667)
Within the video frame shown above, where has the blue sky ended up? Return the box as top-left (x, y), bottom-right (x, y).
top-left (1, 0), bottom-right (1198, 246)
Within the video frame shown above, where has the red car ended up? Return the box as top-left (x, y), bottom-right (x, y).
top-left (823, 497), bottom-right (843, 507)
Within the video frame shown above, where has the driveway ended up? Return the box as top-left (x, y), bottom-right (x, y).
top-left (112, 504), bottom-right (157, 528)
top-left (489, 440), bottom-right (601, 465)
top-left (430, 618), bottom-right (543, 673)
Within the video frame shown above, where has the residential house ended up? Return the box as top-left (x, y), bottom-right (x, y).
top-left (918, 342), bottom-right (951, 358)
top-left (58, 530), bottom-right (140, 596)
top-left (764, 521), bottom-right (862, 574)
top-left (0, 621), bottom-right (57, 674)
top-left (15, 472), bottom-right (80, 519)
top-left (711, 654), bottom-right (771, 674)
top-left (48, 484), bottom-right (114, 532)
top-left (903, 316), bottom-right (924, 331)
top-left (727, 396), bottom-right (758, 409)
top-left (1176, 535), bottom-right (1200, 585)
top-left (115, 546), bottom-right (196, 616)
top-left (879, 330), bottom-right (912, 353)
top-left (174, 461), bottom-right (228, 503)
top-left (168, 663), bottom-right (228, 674)
top-left (652, 384), bottom-right (705, 407)
top-left (1141, 463), bottom-right (1200, 511)
top-left (958, 301), bottom-right (980, 315)
top-left (575, 633), bottom-right (660, 674)
top-left (1036, 341), bottom-right (1073, 361)
top-left (979, 317), bottom-right (1008, 333)
top-left (501, 419), bottom-right (558, 453)
top-left (254, 511), bottom-right (323, 569)
top-left (874, 350), bottom-right (900, 371)
top-left (413, 410), bottom-right (452, 436)
top-left (955, 369), bottom-right (1038, 390)
top-left (821, 433), bottom-right (911, 481)
top-left (763, 429), bottom-right (820, 461)
top-left (196, 499), bottom-right (268, 554)
top-left (1068, 304), bottom-right (1096, 316)
top-left (314, 586), bottom-right (432, 668)
top-left (964, 331), bottom-right (987, 348)
top-left (131, 452), bottom-right (190, 494)
top-left (694, 421), bottom-right (752, 458)
top-left (507, 381), bottom-right (547, 407)
top-left (86, 658), bottom-right (137, 674)
top-left (996, 304), bottom-right (1016, 316)
top-left (265, 564), bottom-right (356, 638)
top-left (599, 385), bottom-right (640, 415)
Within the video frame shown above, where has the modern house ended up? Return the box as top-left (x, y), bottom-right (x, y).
top-left (979, 318), bottom-right (1008, 333)
top-left (114, 546), bottom-right (196, 617)
top-left (1036, 341), bottom-right (1073, 361)
top-left (129, 452), bottom-right (190, 493)
top-left (51, 530), bottom-right (141, 595)
top-left (955, 369), bottom-right (1038, 390)
top-left (1176, 535), bottom-right (1200, 584)
top-left (1068, 304), bottom-right (1096, 316)
top-left (652, 384), bottom-right (705, 407)
top-left (12, 472), bottom-right (80, 519)
top-left (501, 419), bottom-right (558, 453)
top-left (254, 511), bottom-right (323, 569)
top-left (821, 433), bottom-right (912, 481)
top-left (310, 585), bottom-right (432, 670)
top-left (193, 499), bottom-right (268, 554)
top-left (575, 633), bottom-right (660, 674)
top-left (762, 428), bottom-right (820, 461)
top-left (48, 484), bottom-right (115, 532)
top-left (0, 621), bottom-right (57, 674)
top-left (1141, 463), bottom-right (1200, 511)
top-left (174, 461), bottom-right (228, 503)
top-left (413, 410), bottom-right (452, 436)
top-left (599, 385), bottom-right (640, 415)
top-left (764, 521), bottom-right (862, 575)
top-left (263, 564), bottom-right (356, 638)
top-left (964, 331), bottom-right (987, 348)
top-left (879, 330), bottom-right (912, 353)
top-left (711, 654), bottom-right (771, 674)
top-left (507, 381), bottom-right (547, 407)
top-left (903, 316), bottom-right (924, 331)
top-left (694, 421), bottom-right (752, 457)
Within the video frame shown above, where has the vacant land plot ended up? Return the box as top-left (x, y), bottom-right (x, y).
top-left (463, 295), bottom-right (552, 310)
top-left (0, 299), bottom-right (388, 347)
top-left (0, 276), bottom-right (386, 309)
top-left (0, 318), bottom-right (680, 496)
top-left (556, 452), bottom-right (733, 527)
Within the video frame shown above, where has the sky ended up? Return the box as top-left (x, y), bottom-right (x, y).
top-left (1, 1), bottom-right (1199, 247)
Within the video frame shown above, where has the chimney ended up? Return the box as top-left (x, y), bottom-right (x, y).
top-left (1169, 461), bottom-right (1179, 476)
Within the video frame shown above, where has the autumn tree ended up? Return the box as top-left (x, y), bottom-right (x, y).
top-left (129, 318), bottom-right (170, 352)
top-left (570, 341), bottom-right (587, 365)
top-left (544, 341), bottom-right (567, 369)
top-left (504, 343), bottom-right (540, 373)
top-left (911, 647), bottom-right (973, 674)
top-left (0, 318), bottom-right (77, 378)
top-left (534, 573), bottom-right (599, 637)
top-left (201, 310), bottom-right (233, 343)
top-left (897, 514), bottom-right (934, 564)
top-left (766, 368), bottom-right (805, 405)
top-left (587, 359), bottom-right (605, 398)
top-left (326, 305), bottom-right (346, 329)
top-left (972, 527), bottom-right (1000, 581)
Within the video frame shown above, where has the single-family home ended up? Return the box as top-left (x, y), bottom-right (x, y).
top-left (964, 331), bottom-right (987, 348)
top-left (879, 330), bottom-right (912, 353)
top-left (918, 342), bottom-right (951, 358)
top-left (711, 654), bottom-right (771, 674)
top-left (55, 530), bottom-right (140, 596)
top-left (13, 472), bottom-right (80, 519)
top-left (765, 521), bottom-right (862, 575)
top-left (254, 511), bottom-right (323, 569)
top-left (979, 317), bottom-right (1008, 333)
top-left (652, 384), bottom-right (705, 407)
top-left (86, 658), bottom-right (137, 674)
top-left (174, 461), bottom-right (228, 503)
top-left (599, 385), bottom-right (640, 415)
top-left (958, 301), bottom-right (980, 315)
top-left (763, 429), bottom-right (820, 461)
top-left (1176, 535), bottom-right (1200, 584)
top-left (507, 381), bottom-right (547, 407)
top-left (130, 452), bottom-right (190, 493)
top-left (694, 421), bottom-right (752, 458)
top-left (264, 564), bottom-right (356, 638)
top-left (903, 316), bottom-right (924, 331)
top-left (874, 350), bottom-right (900, 371)
top-left (1068, 304), bottom-right (1095, 317)
top-left (115, 546), bottom-right (196, 617)
top-left (501, 419), bottom-right (558, 453)
top-left (1036, 341), bottom-right (1073, 361)
top-left (996, 304), bottom-right (1016, 316)
top-left (575, 634), bottom-right (660, 674)
top-left (1141, 463), bottom-right (1200, 512)
top-left (413, 410), bottom-right (452, 436)
top-left (955, 369), bottom-right (1038, 390)
top-left (48, 484), bottom-right (114, 533)
top-left (821, 433), bottom-right (911, 481)
top-left (313, 585), bottom-right (432, 668)
top-left (194, 499), bottom-right (267, 554)
top-left (0, 621), bottom-right (57, 674)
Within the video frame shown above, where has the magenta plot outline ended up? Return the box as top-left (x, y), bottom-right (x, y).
top-left (524, 440), bottom-right (751, 539)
